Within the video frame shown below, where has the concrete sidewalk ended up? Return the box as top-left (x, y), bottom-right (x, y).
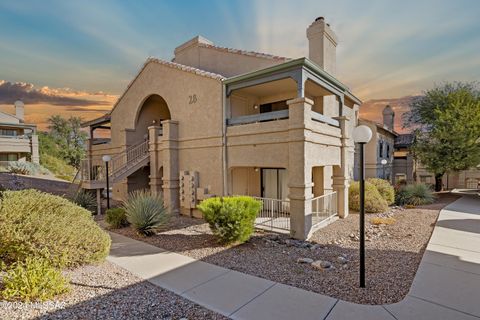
top-left (108, 195), bottom-right (480, 320)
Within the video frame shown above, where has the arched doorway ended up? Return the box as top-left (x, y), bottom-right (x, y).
top-left (130, 94), bottom-right (171, 144)
top-left (126, 94), bottom-right (171, 193)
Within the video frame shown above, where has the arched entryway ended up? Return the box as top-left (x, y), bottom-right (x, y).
top-left (126, 94), bottom-right (171, 193)
top-left (130, 94), bottom-right (171, 144)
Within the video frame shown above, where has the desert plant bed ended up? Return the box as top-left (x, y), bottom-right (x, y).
top-left (113, 193), bottom-right (460, 305)
top-left (0, 261), bottom-right (226, 320)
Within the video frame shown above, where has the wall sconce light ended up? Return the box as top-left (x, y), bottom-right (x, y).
top-left (253, 105), bottom-right (259, 110)
top-left (152, 119), bottom-right (157, 124)
top-left (254, 167), bottom-right (259, 172)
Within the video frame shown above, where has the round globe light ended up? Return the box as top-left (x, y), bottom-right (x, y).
top-left (102, 155), bottom-right (112, 162)
top-left (381, 159), bottom-right (388, 165)
top-left (353, 125), bottom-right (372, 144)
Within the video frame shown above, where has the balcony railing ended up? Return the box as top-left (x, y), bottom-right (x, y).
top-left (227, 109), bottom-right (340, 128)
top-left (0, 135), bottom-right (30, 139)
top-left (227, 110), bottom-right (289, 126)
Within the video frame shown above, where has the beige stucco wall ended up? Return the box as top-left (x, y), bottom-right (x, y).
top-left (174, 41), bottom-right (286, 77)
top-left (103, 61), bottom-right (224, 200)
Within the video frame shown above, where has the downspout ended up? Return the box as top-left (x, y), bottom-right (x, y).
top-left (222, 82), bottom-right (228, 196)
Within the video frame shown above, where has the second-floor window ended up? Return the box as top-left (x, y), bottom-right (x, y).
top-left (379, 141), bottom-right (383, 158)
top-left (0, 129), bottom-right (17, 136)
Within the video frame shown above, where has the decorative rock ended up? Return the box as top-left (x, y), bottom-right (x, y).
top-left (337, 256), bottom-right (348, 264)
top-left (311, 260), bottom-right (332, 270)
top-left (297, 257), bottom-right (314, 264)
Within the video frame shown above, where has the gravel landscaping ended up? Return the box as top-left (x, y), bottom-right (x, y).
top-left (113, 193), bottom-right (460, 305)
top-left (0, 261), bottom-right (226, 320)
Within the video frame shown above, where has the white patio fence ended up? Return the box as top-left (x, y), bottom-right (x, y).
top-left (252, 191), bottom-right (338, 233)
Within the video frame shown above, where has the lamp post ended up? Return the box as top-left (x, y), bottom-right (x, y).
top-left (381, 159), bottom-right (388, 180)
top-left (353, 125), bottom-right (372, 288)
top-left (102, 155), bottom-right (112, 210)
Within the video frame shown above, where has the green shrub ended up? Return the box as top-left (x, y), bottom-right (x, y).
top-left (1, 257), bottom-right (70, 302)
top-left (0, 189), bottom-right (110, 267)
top-left (123, 190), bottom-right (169, 236)
top-left (395, 184), bottom-right (435, 206)
top-left (367, 178), bottom-right (395, 205)
top-left (40, 154), bottom-right (76, 181)
top-left (349, 181), bottom-right (388, 213)
top-left (106, 207), bottom-right (129, 229)
top-left (198, 196), bottom-right (261, 244)
top-left (7, 161), bottom-right (50, 176)
top-left (72, 190), bottom-right (97, 213)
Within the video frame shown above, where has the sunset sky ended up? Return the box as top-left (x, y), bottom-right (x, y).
top-left (1, 0), bottom-right (479, 131)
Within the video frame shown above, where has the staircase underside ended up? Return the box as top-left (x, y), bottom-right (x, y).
top-left (81, 156), bottom-right (150, 190)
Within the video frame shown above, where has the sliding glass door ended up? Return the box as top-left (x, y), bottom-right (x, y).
top-left (261, 168), bottom-right (288, 200)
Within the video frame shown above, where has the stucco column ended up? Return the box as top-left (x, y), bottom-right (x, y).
top-left (148, 125), bottom-right (163, 196)
top-left (31, 134), bottom-right (39, 164)
top-left (288, 97), bottom-right (314, 240)
top-left (332, 116), bottom-right (350, 218)
top-left (161, 120), bottom-right (180, 214)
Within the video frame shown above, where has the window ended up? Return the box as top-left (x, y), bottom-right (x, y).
top-left (386, 144), bottom-right (390, 158)
top-left (0, 154), bottom-right (18, 161)
top-left (0, 129), bottom-right (17, 136)
top-left (379, 142), bottom-right (383, 158)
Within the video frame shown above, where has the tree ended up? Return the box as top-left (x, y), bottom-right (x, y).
top-left (47, 115), bottom-right (87, 168)
top-left (403, 82), bottom-right (480, 191)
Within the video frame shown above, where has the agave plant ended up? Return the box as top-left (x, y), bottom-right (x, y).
top-left (123, 190), bottom-right (169, 236)
top-left (72, 190), bottom-right (97, 213)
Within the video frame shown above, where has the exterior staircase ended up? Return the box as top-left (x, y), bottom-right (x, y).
top-left (79, 140), bottom-right (150, 189)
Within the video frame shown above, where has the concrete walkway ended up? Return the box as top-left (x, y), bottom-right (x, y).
top-left (108, 195), bottom-right (480, 320)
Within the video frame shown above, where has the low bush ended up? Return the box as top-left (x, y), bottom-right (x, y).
top-left (106, 207), bottom-right (129, 229)
top-left (1, 257), bottom-right (70, 302)
top-left (72, 190), bottom-right (97, 213)
top-left (0, 189), bottom-right (111, 267)
top-left (349, 181), bottom-right (388, 213)
top-left (395, 183), bottom-right (435, 206)
top-left (7, 161), bottom-right (50, 176)
top-left (367, 178), bottom-right (395, 205)
top-left (198, 196), bottom-right (261, 244)
top-left (123, 190), bottom-right (169, 236)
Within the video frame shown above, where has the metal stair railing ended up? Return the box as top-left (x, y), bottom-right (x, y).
top-left (79, 139), bottom-right (150, 184)
top-left (110, 140), bottom-right (149, 182)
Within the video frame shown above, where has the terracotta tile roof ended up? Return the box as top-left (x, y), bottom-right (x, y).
top-left (146, 57), bottom-right (225, 80)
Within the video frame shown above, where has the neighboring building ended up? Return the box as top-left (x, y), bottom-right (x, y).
top-left (393, 133), bottom-right (480, 189)
top-left (355, 105), bottom-right (397, 183)
top-left (80, 17), bottom-right (362, 240)
top-left (0, 101), bottom-right (39, 166)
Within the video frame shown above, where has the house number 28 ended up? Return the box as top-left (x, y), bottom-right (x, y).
top-left (189, 94), bottom-right (197, 104)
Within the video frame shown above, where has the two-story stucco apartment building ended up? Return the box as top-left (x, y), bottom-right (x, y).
top-left (0, 101), bottom-right (39, 166)
top-left (81, 17), bottom-right (362, 240)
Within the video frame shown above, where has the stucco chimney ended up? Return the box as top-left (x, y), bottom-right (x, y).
top-left (306, 17), bottom-right (338, 75)
top-left (14, 100), bottom-right (24, 122)
top-left (383, 105), bottom-right (395, 130)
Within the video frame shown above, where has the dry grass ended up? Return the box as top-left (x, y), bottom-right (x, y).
top-left (370, 217), bottom-right (396, 225)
